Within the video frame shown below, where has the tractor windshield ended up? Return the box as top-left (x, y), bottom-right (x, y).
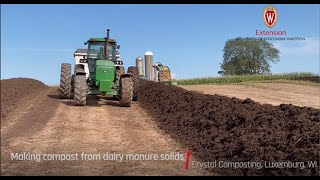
top-left (88, 41), bottom-right (115, 60)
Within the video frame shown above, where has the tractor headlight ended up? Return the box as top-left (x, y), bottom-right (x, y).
top-left (116, 61), bottom-right (123, 65)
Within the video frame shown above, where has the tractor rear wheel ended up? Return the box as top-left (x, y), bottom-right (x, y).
top-left (115, 66), bottom-right (125, 89)
top-left (74, 75), bottom-right (87, 106)
top-left (60, 63), bottom-right (72, 99)
top-left (127, 66), bottom-right (139, 101)
top-left (119, 77), bottom-right (133, 107)
top-left (74, 64), bottom-right (85, 74)
top-left (119, 66), bottom-right (125, 75)
top-left (114, 66), bottom-right (125, 100)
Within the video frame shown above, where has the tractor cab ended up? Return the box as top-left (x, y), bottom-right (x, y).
top-left (83, 30), bottom-right (127, 96)
top-left (86, 38), bottom-right (117, 61)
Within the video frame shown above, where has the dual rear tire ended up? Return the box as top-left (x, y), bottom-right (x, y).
top-left (59, 63), bottom-right (86, 106)
top-left (73, 75), bottom-right (87, 106)
top-left (119, 77), bottom-right (133, 107)
top-left (59, 63), bottom-right (72, 99)
top-left (127, 66), bottom-right (139, 101)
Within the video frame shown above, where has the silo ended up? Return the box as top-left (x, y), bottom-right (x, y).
top-left (144, 51), bottom-right (154, 81)
top-left (135, 56), bottom-right (144, 77)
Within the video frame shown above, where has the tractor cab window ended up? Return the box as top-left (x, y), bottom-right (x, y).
top-left (108, 45), bottom-right (116, 61)
top-left (88, 41), bottom-right (116, 60)
top-left (88, 41), bottom-right (105, 59)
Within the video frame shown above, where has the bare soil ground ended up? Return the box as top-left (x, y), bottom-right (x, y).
top-left (1, 79), bottom-right (211, 176)
top-left (180, 83), bottom-right (320, 109)
top-left (2, 78), bottom-right (319, 176)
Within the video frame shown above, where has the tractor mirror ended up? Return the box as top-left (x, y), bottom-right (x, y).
top-left (84, 42), bottom-right (87, 45)
top-left (117, 45), bottom-right (120, 49)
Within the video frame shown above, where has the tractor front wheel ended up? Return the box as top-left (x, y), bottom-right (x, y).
top-left (74, 75), bottom-right (87, 106)
top-left (119, 77), bottom-right (133, 107)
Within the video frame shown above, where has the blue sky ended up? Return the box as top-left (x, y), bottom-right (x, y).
top-left (1, 4), bottom-right (319, 85)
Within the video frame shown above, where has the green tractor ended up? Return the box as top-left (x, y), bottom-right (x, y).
top-left (59, 29), bottom-right (139, 107)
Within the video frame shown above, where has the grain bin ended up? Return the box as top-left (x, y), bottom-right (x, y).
top-left (144, 51), bottom-right (154, 81)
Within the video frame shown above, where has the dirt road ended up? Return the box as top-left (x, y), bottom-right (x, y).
top-left (1, 87), bottom-right (211, 176)
top-left (180, 83), bottom-right (320, 109)
top-left (2, 80), bottom-right (319, 176)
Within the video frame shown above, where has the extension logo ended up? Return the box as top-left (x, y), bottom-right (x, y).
top-left (263, 5), bottom-right (277, 28)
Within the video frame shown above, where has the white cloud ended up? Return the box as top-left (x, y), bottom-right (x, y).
top-left (273, 37), bottom-right (319, 56)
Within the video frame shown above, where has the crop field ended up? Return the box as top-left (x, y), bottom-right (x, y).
top-left (176, 73), bottom-right (320, 85)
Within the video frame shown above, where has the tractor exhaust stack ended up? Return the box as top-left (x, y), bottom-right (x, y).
top-left (105, 29), bottom-right (110, 60)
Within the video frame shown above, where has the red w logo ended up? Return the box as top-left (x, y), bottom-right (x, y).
top-left (265, 11), bottom-right (276, 26)
top-left (263, 5), bottom-right (277, 28)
